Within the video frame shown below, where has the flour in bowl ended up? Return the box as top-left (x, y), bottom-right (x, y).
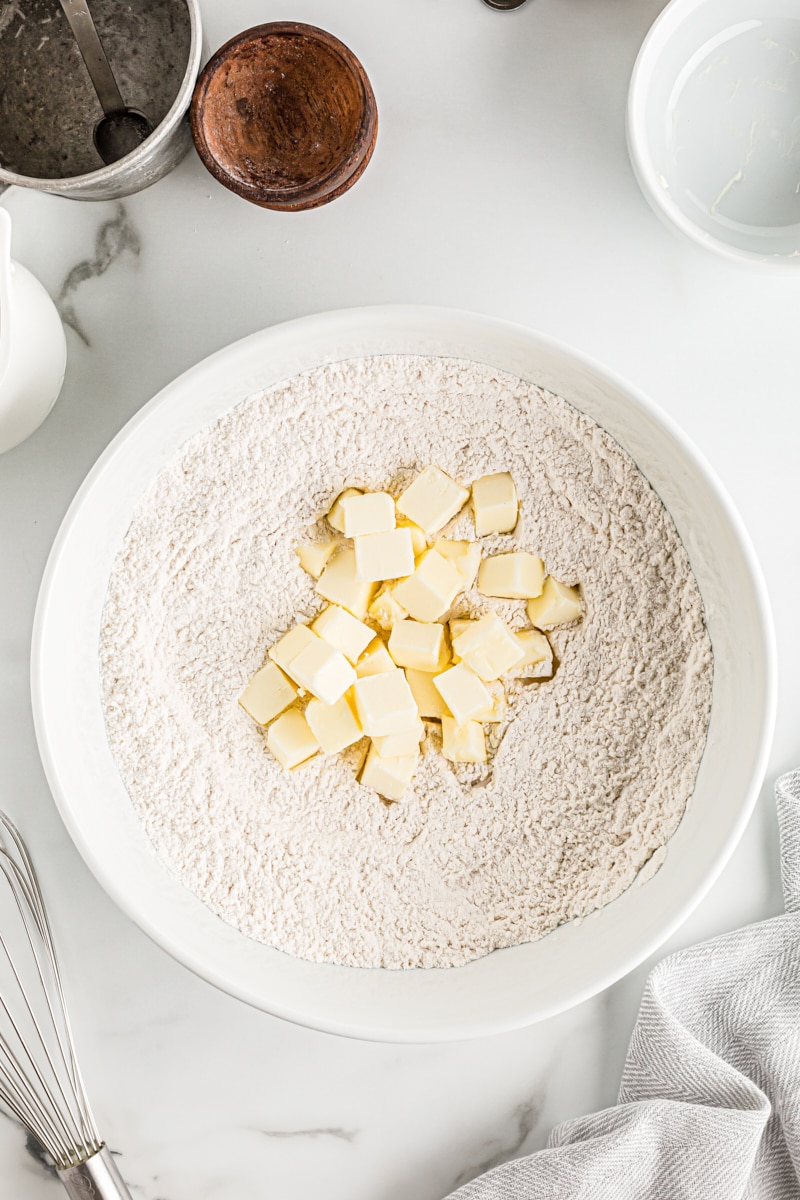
top-left (100, 356), bottom-right (713, 969)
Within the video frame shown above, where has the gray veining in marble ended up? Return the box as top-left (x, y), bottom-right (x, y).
top-left (57, 202), bottom-right (140, 345)
top-left (24, 1131), bottom-right (57, 1179)
top-left (447, 1095), bottom-right (544, 1193)
top-left (259, 1126), bottom-right (359, 1143)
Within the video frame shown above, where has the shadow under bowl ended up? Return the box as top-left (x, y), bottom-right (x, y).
top-left (190, 22), bottom-right (378, 211)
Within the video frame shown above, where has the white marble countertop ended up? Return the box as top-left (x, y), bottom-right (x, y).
top-left (1, 1), bottom-right (798, 1196)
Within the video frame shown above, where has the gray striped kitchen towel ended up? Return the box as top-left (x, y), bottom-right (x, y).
top-left (450, 768), bottom-right (800, 1200)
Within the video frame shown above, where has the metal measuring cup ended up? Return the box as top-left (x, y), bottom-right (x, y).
top-left (0, 0), bottom-right (203, 201)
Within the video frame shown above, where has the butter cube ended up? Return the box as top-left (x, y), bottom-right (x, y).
top-left (433, 663), bottom-right (492, 726)
top-left (316, 548), bottom-right (376, 618)
top-left (352, 669), bottom-right (419, 737)
top-left (239, 661), bottom-right (297, 726)
top-left (295, 540), bottom-right (339, 579)
top-left (327, 488), bottom-right (362, 533)
top-left (449, 618), bottom-right (472, 640)
top-left (360, 745), bottom-right (418, 801)
top-left (474, 680), bottom-right (506, 723)
top-left (471, 472), bottom-right (519, 535)
top-left (527, 577), bottom-right (583, 628)
top-left (354, 528), bottom-right (415, 583)
top-left (393, 549), bottom-right (463, 622)
top-left (478, 552), bottom-right (545, 600)
top-left (305, 694), bottom-right (363, 755)
top-left (451, 613), bottom-right (524, 681)
top-left (268, 624), bottom-right (319, 674)
top-left (267, 708), bottom-right (319, 769)
top-left (388, 620), bottom-right (450, 673)
top-left (405, 668), bottom-right (452, 719)
top-left (396, 466), bottom-right (469, 534)
top-left (368, 584), bottom-right (408, 630)
top-left (441, 718), bottom-right (487, 763)
top-left (312, 605), bottom-right (374, 664)
top-left (286, 638), bottom-right (356, 706)
top-left (398, 519), bottom-right (428, 557)
top-left (434, 539), bottom-right (482, 588)
top-left (372, 717), bottom-right (425, 758)
top-left (341, 491), bottom-right (396, 537)
top-left (356, 638), bottom-right (397, 677)
top-left (514, 629), bottom-right (553, 673)
top-left (448, 617), bottom-right (472, 661)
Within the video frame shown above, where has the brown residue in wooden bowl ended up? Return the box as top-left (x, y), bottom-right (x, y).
top-left (190, 22), bottom-right (378, 211)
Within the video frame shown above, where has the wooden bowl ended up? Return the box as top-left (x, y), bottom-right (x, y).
top-left (190, 22), bottom-right (378, 211)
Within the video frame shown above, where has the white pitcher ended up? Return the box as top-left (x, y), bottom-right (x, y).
top-left (0, 207), bottom-right (67, 455)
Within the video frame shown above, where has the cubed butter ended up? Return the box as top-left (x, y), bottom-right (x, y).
top-left (268, 624), bottom-right (319, 674)
top-left (295, 540), bottom-right (338, 580)
top-left (312, 605), bottom-right (374, 664)
top-left (352, 669), bottom-right (419, 738)
top-left (441, 718), bottom-right (487, 763)
top-left (267, 708), bottom-right (319, 769)
top-left (448, 617), bottom-right (472, 661)
top-left (451, 613), bottom-right (524, 681)
top-left (527, 577), bottom-right (582, 628)
top-left (368, 584), bottom-right (408, 630)
top-left (354, 528), bottom-right (415, 583)
top-left (434, 539), bottom-right (482, 588)
top-left (513, 628), bottom-right (553, 673)
top-left (316, 548), bottom-right (376, 618)
top-left (405, 668), bottom-right (452, 719)
top-left (398, 519), bottom-right (428, 557)
top-left (359, 745), bottom-right (418, 802)
top-left (393, 549), bottom-right (463, 622)
top-left (396, 466), bottom-right (469, 534)
top-left (388, 620), bottom-right (450, 673)
top-left (433, 663), bottom-right (493, 726)
top-left (372, 717), bottom-right (425, 758)
top-left (239, 661), bottom-right (297, 726)
top-left (356, 638), bottom-right (397, 677)
top-left (474, 679), bottom-right (506, 723)
top-left (471, 472), bottom-right (519, 535)
top-left (286, 637), bottom-right (356, 706)
top-left (341, 491), bottom-right (396, 537)
top-left (305, 694), bottom-right (363, 755)
top-left (327, 488), bottom-right (362, 533)
top-left (478, 552), bottom-right (545, 600)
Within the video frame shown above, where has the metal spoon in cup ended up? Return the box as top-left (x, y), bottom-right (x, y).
top-left (57, 0), bottom-right (153, 165)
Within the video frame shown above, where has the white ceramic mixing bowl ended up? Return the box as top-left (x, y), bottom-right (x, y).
top-left (31, 307), bottom-right (775, 1041)
top-left (628, 0), bottom-right (800, 265)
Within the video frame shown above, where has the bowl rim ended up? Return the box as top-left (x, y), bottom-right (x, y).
top-left (30, 305), bottom-right (777, 1041)
top-left (0, 0), bottom-right (203, 190)
top-left (626, 0), bottom-right (800, 269)
top-left (189, 21), bottom-right (378, 210)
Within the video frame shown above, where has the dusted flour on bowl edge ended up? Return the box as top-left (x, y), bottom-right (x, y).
top-left (100, 355), bottom-right (713, 969)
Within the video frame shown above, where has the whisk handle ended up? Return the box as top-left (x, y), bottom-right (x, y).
top-left (57, 1145), bottom-right (133, 1200)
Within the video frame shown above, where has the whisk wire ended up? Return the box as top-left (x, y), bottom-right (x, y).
top-left (0, 876), bottom-right (84, 1164)
top-left (0, 813), bottom-right (102, 1169)
top-left (9, 838), bottom-right (100, 1154)
top-left (0, 1043), bottom-right (72, 1160)
top-left (0, 922), bottom-right (91, 1165)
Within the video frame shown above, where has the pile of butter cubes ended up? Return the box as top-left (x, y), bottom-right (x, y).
top-left (239, 467), bottom-right (582, 801)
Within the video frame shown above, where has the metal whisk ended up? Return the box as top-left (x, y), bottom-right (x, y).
top-left (0, 812), bottom-right (132, 1199)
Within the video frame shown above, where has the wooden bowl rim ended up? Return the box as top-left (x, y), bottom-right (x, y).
top-left (190, 21), bottom-right (378, 210)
